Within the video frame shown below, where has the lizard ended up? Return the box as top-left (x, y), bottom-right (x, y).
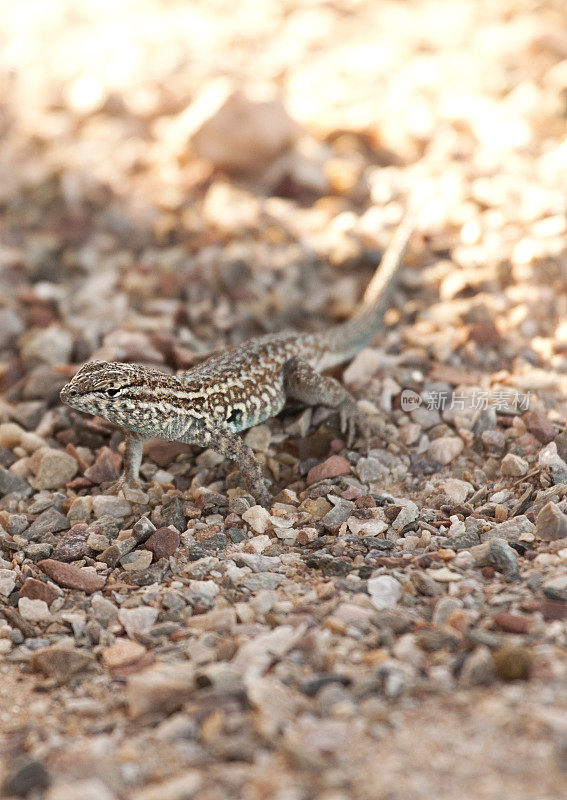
top-left (60, 202), bottom-right (418, 507)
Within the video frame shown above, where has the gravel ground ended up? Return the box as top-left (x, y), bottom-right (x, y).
top-left (1, 1), bottom-right (567, 798)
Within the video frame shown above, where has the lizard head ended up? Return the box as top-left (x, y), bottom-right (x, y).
top-left (60, 360), bottom-right (177, 434)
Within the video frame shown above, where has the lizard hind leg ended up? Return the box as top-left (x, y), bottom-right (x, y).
top-left (205, 428), bottom-right (271, 507)
top-left (283, 356), bottom-right (374, 447)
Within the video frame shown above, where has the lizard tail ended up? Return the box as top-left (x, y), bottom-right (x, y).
top-left (313, 197), bottom-right (419, 369)
top-left (353, 199), bottom-right (418, 325)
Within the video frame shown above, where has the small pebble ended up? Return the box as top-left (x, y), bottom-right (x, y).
top-left (500, 453), bottom-right (529, 477)
top-left (83, 447), bottom-right (120, 484)
top-left (145, 527), bottom-right (180, 560)
top-left (299, 497), bottom-right (332, 517)
top-left (243, 424), bottom-right (271, 452)
top-left (524, 410), bottom-right (555, 444)
top-left (38, 559), bottom-right (106, 593)
top-left (535, 502), bottom-right (567, 541)
top-left (30, 447), bottom-right (78, 490)
top-left (493, 645), bottom-right (532, 681)
top-left (367, 575), bottom-right (402, 609)
top-left (30, 644), bottom-right (94, 681)
top-left (440, 478), bottom-right (473, 505)
top-left (4, 760), bottom-right (50, 797)
top-left (355, 457), bottom-right (386, 483)
top-left (120, 549), bottom-right (153, 572)
top-left (127, 663), bottom-right (195, 718)
top-left (493, 611), bottom-right (533, 634)
top-left (0, 569), bottom-right (16, 597)
top-left (118, 606), bottom-right (158, 637)
top-left (25, 508), bottom-right (70, 541)
top-left (242, 505), bottom-right (272, 533)
top-left (18, 597), bottom-right (51, 622)
top-left (92, 495), bottom-right (131, 518)
top-left (102, 639), bottom-right (147, 669)
top-left (19, 578), bottom-right (59, 606)
top-left (0, 465), bottom-right (32, 496)
top-left (51, 523), bottom-right (90, 562)
top-left (459, 646), bottom-right (495, 687)
top-left (481, 515), bottom-right (534, 543)
top-left (428, 436), bottom-right (464, 464)
top-left (306, 455), bottom-right (351, 485)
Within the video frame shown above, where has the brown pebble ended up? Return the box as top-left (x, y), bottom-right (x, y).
top-left (413, 554), bottom-right (435, 568)
top-left (66, 477), bottom-right (93, 490)
top-left (384, 505), bottom-right (401, 522)
top-left (30, 645), bottom-right (94, 681)
top-left (523, 410), bottom-right (555, 444)
top-left (539, 599), bottom-right (567, 621)
top-left (51, 523), bottom-right (90, 562)
top-left (341, 485), bottom-right (362, 500)
top-left (481, 566), bottom-right (495, 579)
top-left (493, 645), bottom-right (532, 681)
top-left (354, 495), bottom-right (377, 509)
top-left (38, 559), bottom-right (106, 593)
top-left (145, 527), bottom-right (180, 560)
top-left (446, 609), bottom-right (471, 633)
top-left (144, 440), bottom-right (191, 467)
top-left (83, 446), bottom-right (120, 484)
top-left (306, 455), bottom-right (351, 486)
top-left (467, 321), bottom-right (500, 344)
top-left (493, 611), bottom-right (533, 634)
top-left (296, 530), bottom-right (310, 545)
top-left (102, 639), bottom-right (147, 669)
top-left (19, 577), bottom-right (59, 606)
top-left (298, 497), bottom-right (332, 518)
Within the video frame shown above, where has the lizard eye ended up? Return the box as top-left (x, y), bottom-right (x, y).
top-left (105, 388), bottom-right (121, 397)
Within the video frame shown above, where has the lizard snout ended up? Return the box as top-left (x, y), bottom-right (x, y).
top-left (60, 384), bottom-right (78, 402)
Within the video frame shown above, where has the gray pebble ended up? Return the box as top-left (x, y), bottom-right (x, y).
top-left (459, 646), bottom-right (494, 687)
top-left (0, 307), bottom-right (24, 348)
top-left (132, 516), bottom-right (157, 544)
top-left (535, 502), bottom-right (567, 541)
top-left (542, 575), bottom-right (567, 602)
top-left (32, 448), bottom-right (78, 490)
top-left (240, 573), bottom-right (284, 591)
top-left (481, 514), bottom-right (534, 543)
top-left (92, 495), bottom-right (131, 519)
top-left (25, 542), bottom-right (53, 561)
top-left (0, 569), bottom-right (16, 597)
top-left (237, 553), bottom-right (281, 572)
top-left (321, 499), bottom-right (355, 533)
top-left (0, 466), bottom-right (32, 497)
top-left (25, 508), bottom-right (70, 541)
top-left (120, 549), bottom-right (153, 572)
top-left (356, 457), bottom-right (387, 483)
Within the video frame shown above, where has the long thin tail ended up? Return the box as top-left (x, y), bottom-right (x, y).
top-left (314, 197), bottom-right (419, 369)
top-left (352, 200), bottom-right (418, 327)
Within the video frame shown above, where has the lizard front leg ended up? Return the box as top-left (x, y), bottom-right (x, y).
top-left (108, 431), bottom-right (145, 494)
top-left (122, 431), bottom-right (144, 483)
top-left (283, 356), bottom-right (375, 447)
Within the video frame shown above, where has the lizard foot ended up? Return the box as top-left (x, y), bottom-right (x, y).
top-left (106, 475), bottom-right (148, 502)
top-left (239, 476), bottom-right (272, 508)
top-left (339, 400), bottom-right (407, 452)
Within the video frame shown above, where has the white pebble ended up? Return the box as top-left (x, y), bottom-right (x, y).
top-left (242, 505), bottom-right (272, 534)
top-left (367, 575), bottom-right (402, 610)
top-left (18, 597), bottom-right (51, 622)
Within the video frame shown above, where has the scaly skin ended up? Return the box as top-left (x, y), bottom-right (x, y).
top-left (60, 206), bottom-right (417, 506)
